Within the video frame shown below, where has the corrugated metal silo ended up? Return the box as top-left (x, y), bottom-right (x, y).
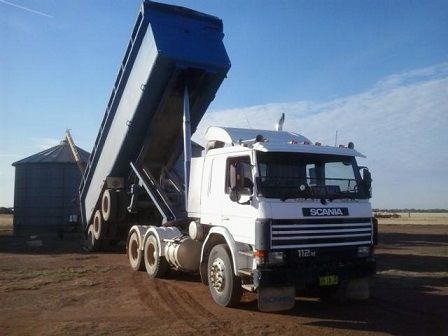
top-left (12, 139), bottom-right (90, 234)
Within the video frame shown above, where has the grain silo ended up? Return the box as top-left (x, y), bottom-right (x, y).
top-left (12, 135), bottom-right (90, 235)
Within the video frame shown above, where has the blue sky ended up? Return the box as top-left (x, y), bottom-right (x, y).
top-left (1, 0), bottom-right (447, 209)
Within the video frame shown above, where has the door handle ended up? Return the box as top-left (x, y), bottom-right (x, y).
top-left (221, 217), bottom-right (230, 221)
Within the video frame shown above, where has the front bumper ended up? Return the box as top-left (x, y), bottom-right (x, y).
top-left (253, 258), bottom-right (376, 289)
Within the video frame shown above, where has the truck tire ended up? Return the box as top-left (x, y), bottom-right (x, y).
top-left (144, 234), bottom-right (169, 278)
top-left (85, 224), bottom-right (101, 252)
top-left (127, 231), bottom-right (145, 271)
top-left (207, 244), bottom-right (242, 307)
top-left (92, 210), bottom-right (105, 240)
top-left (102, 189), bottom-right (117, 222)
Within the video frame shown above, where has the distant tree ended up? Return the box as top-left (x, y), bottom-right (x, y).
top-left (373, 208), bottom-right (448, 213)
top-left (0, 207), bottom-right (13, 215)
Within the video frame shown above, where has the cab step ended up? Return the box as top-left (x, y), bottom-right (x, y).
top-left (238, 268), bottom-right (253, 276)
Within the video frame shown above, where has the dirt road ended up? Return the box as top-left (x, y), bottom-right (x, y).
top-left (0, 220), bottom-right (447, 335)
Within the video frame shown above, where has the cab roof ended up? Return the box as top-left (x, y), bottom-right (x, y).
top-left (204, 126), bottom-right (366, 158)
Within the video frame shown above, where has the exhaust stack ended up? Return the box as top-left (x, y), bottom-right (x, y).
top-left (183, 85), bottom-right (192, 211)
top-left (276, 113), bottom-right (285, 131)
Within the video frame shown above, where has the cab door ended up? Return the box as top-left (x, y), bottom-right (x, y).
top-left (200, 156), bottom-right (225, 226)
top-left (220, 155), bottom-right (257, 244)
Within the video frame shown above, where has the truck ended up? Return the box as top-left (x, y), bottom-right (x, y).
top-left (80, 1), bottom-right (376, 312)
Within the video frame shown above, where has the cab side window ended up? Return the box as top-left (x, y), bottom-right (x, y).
top-left (226, 156), bottom-right (253, 194)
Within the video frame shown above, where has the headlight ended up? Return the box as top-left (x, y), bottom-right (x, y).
top-left (357, 246), bottom-right (370, 257)
top-left (267, 251), bottom-right (285, 264)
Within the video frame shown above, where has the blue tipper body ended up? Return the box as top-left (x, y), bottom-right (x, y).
top-left (79, 1), bottom-right (231, 229)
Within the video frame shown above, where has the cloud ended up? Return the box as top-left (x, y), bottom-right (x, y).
top-left (0, 63), bottom-right (446, 208)
top-left (195, 63), bottom-right (448, 209)
top-left (375, 63), bottom-right (448, 90)
top-left (0, 0), bottom-right (53, 18)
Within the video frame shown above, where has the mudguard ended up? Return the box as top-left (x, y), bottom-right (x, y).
top-left (143, 226), bottom-right (183, 256)
top-left (201, 226), bottom-right (252, 277)
top-left (126, 225), bottom-right (149, 251)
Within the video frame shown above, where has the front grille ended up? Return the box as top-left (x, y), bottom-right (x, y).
top-left (271, 218), bottom-right (372, 249)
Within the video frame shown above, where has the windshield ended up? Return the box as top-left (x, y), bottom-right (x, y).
top-left (256, 152), bottom-right (369, 200)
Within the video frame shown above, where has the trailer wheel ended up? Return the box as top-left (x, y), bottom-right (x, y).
top-left (144, 234), bottom-right (169, 278)
top-left (127, 231), bottom-right (145, 271)
top-left (102, 189), bottom-right (117, 222)
top-left (92, 210), bottom-right (105, 240)
top-left (207, 244), bottom-right (242, 307)
top-left (86, 224), bottom-right (101, 252)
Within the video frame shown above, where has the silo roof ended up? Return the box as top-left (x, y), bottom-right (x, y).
top-left (12, 140), bottom-right (90, 166)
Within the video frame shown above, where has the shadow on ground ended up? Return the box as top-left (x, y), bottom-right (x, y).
top-left (0, 231), bottom-right (125, 255)
top-left (234, 246), bottom-right (448, 335)
top-left (286, 230), bottom-right (447, 336)
top-left (1, 227), bottom-right (447, 335)
top-left (223, 230), bottom-right (448, 336)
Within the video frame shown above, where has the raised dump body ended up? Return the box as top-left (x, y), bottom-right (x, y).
top-left (78, 1), bottom-right (375, 313)
top-left (79, 1), bottom-right (230, 229)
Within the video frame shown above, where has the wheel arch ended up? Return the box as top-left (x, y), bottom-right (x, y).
top-left (200, 227), bottom-right (242, 284)
top-left (126, 225), bottom-right (149, 252)
top-left (142, 226), bottom-right (183, 256)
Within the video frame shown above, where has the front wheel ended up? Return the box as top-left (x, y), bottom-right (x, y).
top-left (207, 244), bottom-right (242, 307)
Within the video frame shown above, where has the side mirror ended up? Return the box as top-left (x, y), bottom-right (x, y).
top-left (241, 177), bottom-right (254, 195)
top-left (361, 168), bottom-right (372, 197)
top-left (229, 161), bottom-right (252, 203)
top-left (229, 164), bottom-right (237, 190)
top-left (308, 167), bottom-right (317, 185)
top-left (229, 162), bottom-right (244, 188)
top-left (229, 188), bottom-right (240, 202)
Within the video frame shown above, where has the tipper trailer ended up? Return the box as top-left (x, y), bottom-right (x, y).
top-left (80, 1), bottom-right (376, 312)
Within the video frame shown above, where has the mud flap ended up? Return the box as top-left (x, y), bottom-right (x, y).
top-left (257, 286), bottom-right (295, 312)
top-left (345, 277), bottom-right (371, 300)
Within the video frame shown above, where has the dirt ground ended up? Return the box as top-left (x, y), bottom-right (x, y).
top-left (0, 215), bottom-right (447, 336)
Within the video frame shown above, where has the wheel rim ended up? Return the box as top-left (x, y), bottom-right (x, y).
top-left (103, 195), bottom-right (109, 213)
top-left (129, 237), bottom-right (139, 264)
top-left (209, 257), bottom-right (226, 293)
top-left (93, 215), bottom-right (100, 235)
top-left (146, 241), bottom-right (156, 267)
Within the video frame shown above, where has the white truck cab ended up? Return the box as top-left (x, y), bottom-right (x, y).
top-left (187, 127), bottom-right (376, 311)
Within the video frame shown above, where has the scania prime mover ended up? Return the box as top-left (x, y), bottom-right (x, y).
top-left (80, 1), bottom-right (376, 312)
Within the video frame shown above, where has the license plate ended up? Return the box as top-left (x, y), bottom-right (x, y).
top-left (319, 275), bottom-right (338, 286)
